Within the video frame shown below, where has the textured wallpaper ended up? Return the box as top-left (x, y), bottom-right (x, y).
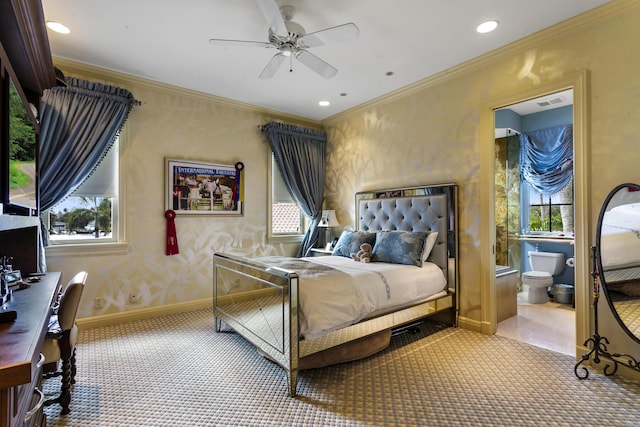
top-left (322, 78), bottom-right (483, 321)
top-left (46, 4), bottom-right (640, 362)
top-left (321, 4), bottom-right (640, 352)
top-left (45, 70), bottom-right (311, 318)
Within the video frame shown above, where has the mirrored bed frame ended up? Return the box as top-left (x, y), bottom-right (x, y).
top-left (213, 183), bottom-right (458, 396)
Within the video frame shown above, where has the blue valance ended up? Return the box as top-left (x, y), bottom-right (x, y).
top-left (519, 124), bottom-right (573, 196)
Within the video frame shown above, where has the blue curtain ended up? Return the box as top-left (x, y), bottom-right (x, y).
top-left (519, 124), bottom-right (573, 195)
top-left (262, 121), bottom-right (326, 257)
top-left (38, 77), bottom-right (138, 212)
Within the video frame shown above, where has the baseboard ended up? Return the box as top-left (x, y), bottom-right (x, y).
top-left (76, 299), bottom-right (486, 337)
top-left (76, 298), bottom-right (213, 330)
top-left (575, 344), bottom-right (589, 360)
top-left (77, 289), bottom-right (282, 330)
top-left (457, 316), bottom-right (483, 333)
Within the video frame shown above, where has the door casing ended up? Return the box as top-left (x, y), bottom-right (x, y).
top-left (479, 70), bottom-right (590, 356)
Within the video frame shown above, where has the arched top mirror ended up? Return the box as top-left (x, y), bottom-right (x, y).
top-left (596, 182), bottom-right (640, 344)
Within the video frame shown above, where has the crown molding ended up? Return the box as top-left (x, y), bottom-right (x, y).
top-left (322, 0), bottom-right (639, 124)
top-left (52, 57), bottom-right (322, 130)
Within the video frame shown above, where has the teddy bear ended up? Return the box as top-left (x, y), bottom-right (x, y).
top-left (351, 242), bottom-right (372, 263)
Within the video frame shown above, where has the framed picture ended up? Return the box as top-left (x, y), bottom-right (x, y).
top-left (165, 158), bottom-right (244, 215)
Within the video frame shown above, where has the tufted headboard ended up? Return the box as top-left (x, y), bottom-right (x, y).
top-left (357, 193), bottom-right (449, 281)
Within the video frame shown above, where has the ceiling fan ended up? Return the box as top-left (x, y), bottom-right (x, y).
top-left (209, 0), bottom-right (359, 79)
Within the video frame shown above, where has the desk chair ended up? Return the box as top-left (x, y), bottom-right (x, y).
top-left (42, 271), bottom-right (87, 415)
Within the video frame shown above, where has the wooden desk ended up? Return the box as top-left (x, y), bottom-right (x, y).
top-left (0, 272), bottom-right (60, 427)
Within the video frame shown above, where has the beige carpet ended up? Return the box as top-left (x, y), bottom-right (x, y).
top-left (614, 299), bottom-right (640, 339)
top-left (43, 308), bottom-right (640, 426)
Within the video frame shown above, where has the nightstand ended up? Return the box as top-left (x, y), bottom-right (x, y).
top-left (309, 248), bottom-right (332, 257)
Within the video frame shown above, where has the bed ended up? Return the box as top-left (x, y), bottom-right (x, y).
top-left (600, 201), bottom-right (640, 296)
top-left (213, 184), bottom-right (458, 396)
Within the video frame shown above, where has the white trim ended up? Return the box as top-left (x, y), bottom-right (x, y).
top-left (52, 57), bottom-right (322, 130)
top-left (480, 70), bottom-right (590, 351)
top-left (457, 316), bottom-right (483, 333)
top-left (46, 241), bottom-right (129, 257)
top-left (46, 129), bottom-right (129, 251)
top-left (323, 1), bottom-right (636, 124)
top-left (76, 298), bottom-right (212, 330)
top-left (267, 150), bottom-right (306, 244)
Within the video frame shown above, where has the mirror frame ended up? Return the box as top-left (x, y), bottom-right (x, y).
top-left (596, 182), bottom-right (640, 345)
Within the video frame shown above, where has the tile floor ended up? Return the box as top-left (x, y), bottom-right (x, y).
top-left (496, 288), bottom-right (575, 356)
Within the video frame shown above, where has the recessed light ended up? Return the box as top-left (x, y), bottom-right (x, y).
top-left (476, 20), bottom-right (498, 34)
top-left (46, 21), bottom-right (71, 34)
top-left (318, 101), bottom-right (330, 107)
top-left (386, 71), bottom-right (394, 76)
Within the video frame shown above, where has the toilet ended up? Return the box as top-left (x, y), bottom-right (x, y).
top-left (522, 251), bottom-right (565, 304)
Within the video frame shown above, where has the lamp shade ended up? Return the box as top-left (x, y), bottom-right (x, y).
top-left (319, 210), bottom-right (339, 227)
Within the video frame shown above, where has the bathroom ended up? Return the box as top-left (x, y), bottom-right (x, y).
top-left (494, 91), bottom-right (576, 355)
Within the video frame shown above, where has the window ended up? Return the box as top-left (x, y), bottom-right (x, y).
top-left (524, 177), bottom-right (574, 235)
top-left (5, 76), bottom-right (38, 214)
top-left (268, 153), bottom-right (305, 242)
top-left (41, 138), bottom-right (120, 245)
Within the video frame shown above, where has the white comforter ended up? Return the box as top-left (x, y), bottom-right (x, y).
top-left (261, 256), bottom-right (447, 339)
top-left (601, 203), bottom-right (640, 270)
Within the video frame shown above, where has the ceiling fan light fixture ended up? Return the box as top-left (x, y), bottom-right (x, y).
top-left (281, 44), bottom-right (293, 57)
top-left (477, 20), bottom-right (498, 34)
top-left (210, 0), bottom-right (358, 79)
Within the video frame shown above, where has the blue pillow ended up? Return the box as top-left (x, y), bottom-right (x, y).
top-left (371, 230), bottom-right (428, 267)
top-left (331, 230), bottom-right (377, 258)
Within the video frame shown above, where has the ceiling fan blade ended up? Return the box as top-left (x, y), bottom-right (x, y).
top-left (296, 50), bottom-right (337, 79)
top-left (255, 0), bottom-right (289, 38)
top-left (299, 23), bottom-right (360, 48)
top-left (259, 54), bottom-right (286, 79)
top-left (209, 38), bottom-right (274, 49)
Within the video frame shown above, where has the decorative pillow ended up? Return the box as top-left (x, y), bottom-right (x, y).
top-left (331, 230), bottom-right (377, 258)
top-left (371, 230), bottom-right (428, 267)
top-left (422, 231), bottom-right (439, 262)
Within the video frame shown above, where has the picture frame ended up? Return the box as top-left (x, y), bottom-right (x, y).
top-left (165, 158), bottom-right (244, 215)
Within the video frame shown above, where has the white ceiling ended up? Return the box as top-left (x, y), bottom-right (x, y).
top-left (504, 89), bottom-right (574, 116)
top-left (42, 0), bottom-right (609, 121)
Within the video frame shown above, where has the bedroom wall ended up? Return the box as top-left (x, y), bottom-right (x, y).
top-left (45, 1), bottom-right (640, 372)
top-left (46, 59), bottom-right (320, 320)
top-left (321, 1), bottom-right (640, 362)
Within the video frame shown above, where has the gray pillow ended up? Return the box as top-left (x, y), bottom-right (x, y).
top-left (331, 230), bottom-right (377, 258)
top-left (371, 230), bottom-right (428, 267)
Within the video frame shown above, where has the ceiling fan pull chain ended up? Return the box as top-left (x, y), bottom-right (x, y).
top-left (289, 54), bottom-right (293, 73)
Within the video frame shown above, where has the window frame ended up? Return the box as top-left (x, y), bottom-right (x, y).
top-left (45, 130), bottom-right (129, 257)
top-left (267, 152), bottom-right (306, 244)
top-left (522, 178), bottom-right (574, 236)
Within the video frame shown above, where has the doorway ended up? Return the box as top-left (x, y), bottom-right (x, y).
top-left (479, 71), bottom-right (590, 356)
top-left (493, 90), bottom-right (576, 355)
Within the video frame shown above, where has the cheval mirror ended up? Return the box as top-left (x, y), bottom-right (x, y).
top-left (575, 183), bottom-right (640, 378)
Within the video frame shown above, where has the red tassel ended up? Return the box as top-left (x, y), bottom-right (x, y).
top-left (165, 210), bottom-right (179, 255)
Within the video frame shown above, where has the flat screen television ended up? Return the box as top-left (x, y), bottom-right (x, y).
top-left (0, 225), bottom-right (39, 274)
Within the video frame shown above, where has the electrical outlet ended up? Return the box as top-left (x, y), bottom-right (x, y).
top-left (129, 292), bottom-right (140, 304)
top-left (94, 297), bottom-right (104, 309)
